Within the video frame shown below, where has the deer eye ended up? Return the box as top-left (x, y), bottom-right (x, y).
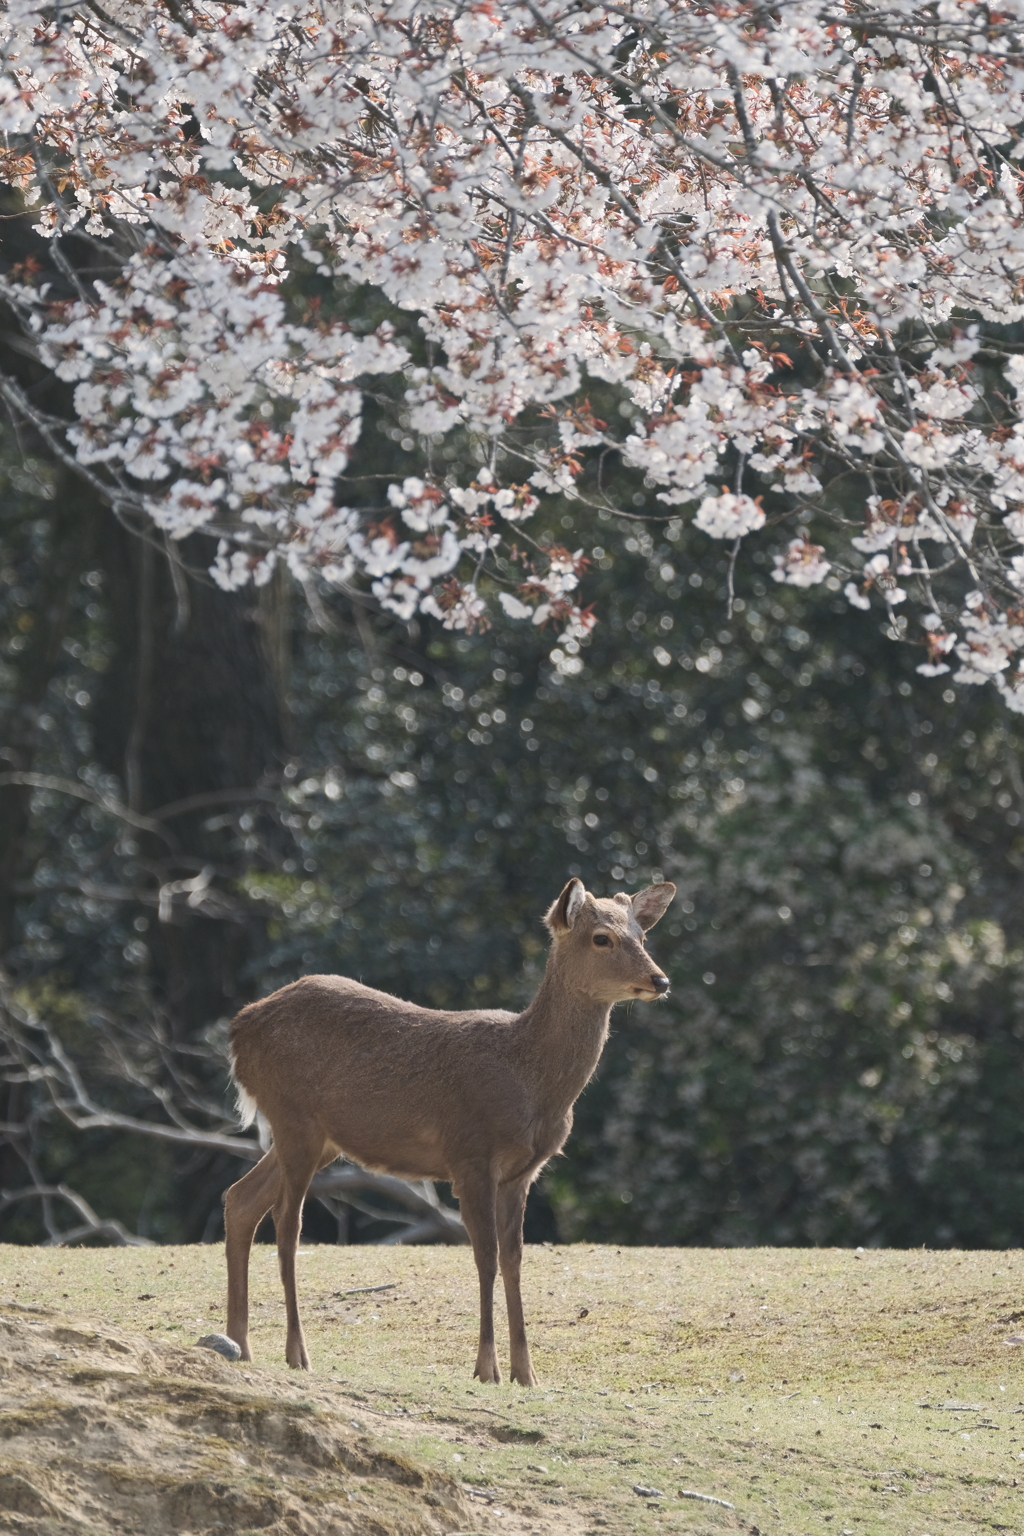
top-left (593, 933), bottom-right (612, 947)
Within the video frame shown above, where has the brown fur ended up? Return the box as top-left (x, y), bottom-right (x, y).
top-left (223, 877), bottom-right (675, 1384)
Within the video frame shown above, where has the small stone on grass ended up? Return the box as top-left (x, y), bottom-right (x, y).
top-left (196, 1332), bottom-right (241, 1361)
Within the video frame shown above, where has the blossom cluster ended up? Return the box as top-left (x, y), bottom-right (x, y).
top-left (4, 0), bottom-right (1024, 692)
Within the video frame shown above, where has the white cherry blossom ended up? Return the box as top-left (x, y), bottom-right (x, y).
top-left (3, 0), bottom-right (1024, 697)
top-left (695, 493), bottom-right (766, 540)
top-left (772, 539), bottom-right (831, 588)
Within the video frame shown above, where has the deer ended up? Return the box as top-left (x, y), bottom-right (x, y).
top-left (223, 875), bottom-right (675, 1385)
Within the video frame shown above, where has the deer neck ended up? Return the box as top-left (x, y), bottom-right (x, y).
top-left (514, 961), bottom-right (612, 1111)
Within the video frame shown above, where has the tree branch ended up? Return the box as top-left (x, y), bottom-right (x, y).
top-left (0, 773), bottom-right (178, 846)
top-left (0, 1182), bottom-right (154, 1246)
top-left (309, 1165), bottom-right (467, 1244)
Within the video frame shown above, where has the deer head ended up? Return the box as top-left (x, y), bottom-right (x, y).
top-left (544, 877), bottom-right (676, 1004)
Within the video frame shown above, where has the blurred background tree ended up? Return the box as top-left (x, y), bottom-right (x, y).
top-left (3, 386), bottom-right (1024, 1248)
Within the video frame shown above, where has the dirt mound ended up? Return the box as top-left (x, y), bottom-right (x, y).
top-left (0, 1302), bottom-right (473, 1536)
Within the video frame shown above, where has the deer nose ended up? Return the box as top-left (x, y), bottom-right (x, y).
top-left (651, 974), bottom-right (670, 995)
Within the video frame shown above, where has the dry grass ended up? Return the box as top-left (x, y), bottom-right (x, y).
top-left (3, 1241), bottom-right (1024, 1535)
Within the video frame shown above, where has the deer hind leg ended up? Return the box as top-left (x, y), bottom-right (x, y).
top-left (224, 1147), bottom-right (281, 1362)
top-left (497, 1176), bottom-right (538, 1387)
top-left (455, 1166), bottom-right (501, 1384)
top-left (271, 1129), bottom-right (328, 1370)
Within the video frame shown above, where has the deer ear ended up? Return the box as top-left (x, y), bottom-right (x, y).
top-left (545, 877), bottom-right (586, 934)
top-left (630, 882), bottom-right (676, 931)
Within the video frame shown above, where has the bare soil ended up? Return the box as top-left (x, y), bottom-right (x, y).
top-left (0, 1301), bottom-right (483, 1536)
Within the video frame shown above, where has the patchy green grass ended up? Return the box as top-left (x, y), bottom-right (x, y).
top-left (3, 1242), bottom-right (1024, 1535)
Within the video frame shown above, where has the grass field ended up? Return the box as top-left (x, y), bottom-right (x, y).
top-left (3, 1241), bottom-right (1024, 1535)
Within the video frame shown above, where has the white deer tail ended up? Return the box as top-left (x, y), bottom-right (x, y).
top-left (235, 1083), bottom-right (259, 1130)
top-left (230, 1046), bottom-right (259, 1129)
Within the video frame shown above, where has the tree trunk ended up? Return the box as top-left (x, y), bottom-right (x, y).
top-left (91, 524), bottom-right (290, 1036)
top-left (0, 475), bottom-right (100, 953)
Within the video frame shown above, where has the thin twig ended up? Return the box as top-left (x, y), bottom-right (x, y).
top-left (726, 537), bottom-right (741, 619)
top-left (0, 773), bottom-right (177, 846)
top-left (678, 1490), bottom-right (734, 1508)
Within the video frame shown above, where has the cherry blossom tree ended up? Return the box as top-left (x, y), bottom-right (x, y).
top-left (4, 0), bottom-right (1024, 702)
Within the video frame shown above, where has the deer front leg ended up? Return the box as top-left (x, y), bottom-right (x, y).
top-left (497, 1176), bottom-right (538, 1387)
top-left (224, 1148), bottom-right (280, 1362)
top-left (455, 1167), bottom-right (501, 1384)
